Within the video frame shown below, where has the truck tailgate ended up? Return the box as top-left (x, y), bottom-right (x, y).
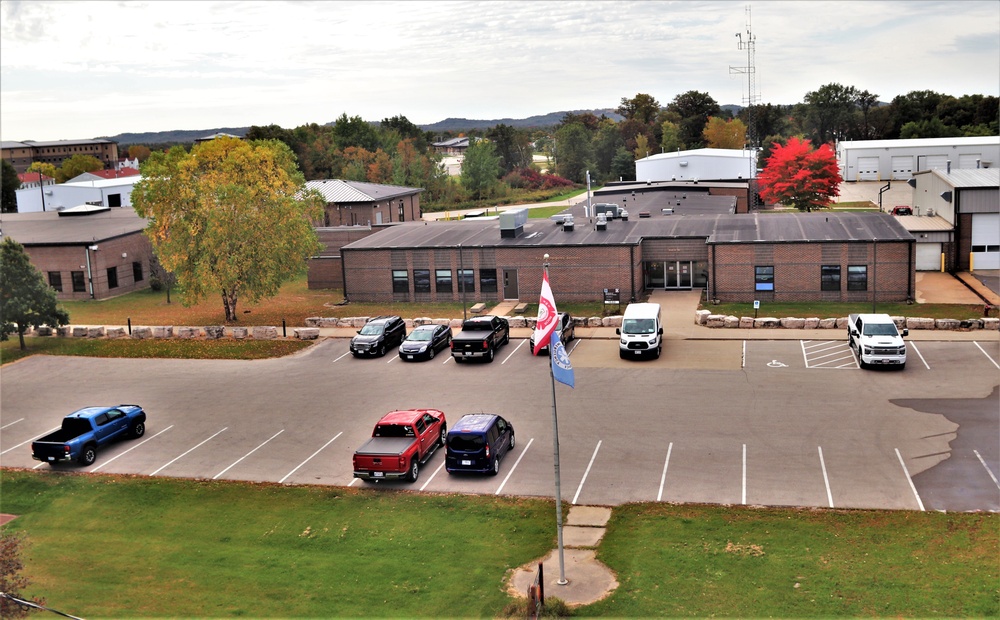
top-left (353, 437), bottom-right (415, 458)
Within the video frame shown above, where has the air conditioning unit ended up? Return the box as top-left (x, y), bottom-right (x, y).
top-left (926, 208), bottom-right (936, 217)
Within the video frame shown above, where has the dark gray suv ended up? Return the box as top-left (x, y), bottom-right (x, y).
top-left (349, 315), bottom-right (406, 357)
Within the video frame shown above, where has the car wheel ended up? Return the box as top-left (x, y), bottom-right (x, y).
top-left (654, 346), bottom-right (661, 359)
top-left (509, 432), bottom-right (515, 450)
top-left (427, 347), bottom-right (435, 360)
top-left (454, 356), bottom-right (463, 364)
top-left (502, 332), bottom-right (510, 346)
top-left (378, 344), bottom-right (386, 357)
top-left (439, 425), bottom-right (447, 448)
top-left (407, 459), bottom-right (419, 482)
top-left (486, 348), bottom-right (494, 362)
top-left (490, 457), bottom-right (500, 476)
top-left (130, 422), bottom-right (145, 438)
top-left (79, 445), bottom-right (97, 466)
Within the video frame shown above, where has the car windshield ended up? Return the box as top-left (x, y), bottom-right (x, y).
top-left (448, 434), bottom-right (485, 451)
top-left (863, 324), bottom-right (898, 336)
top-left (622, 318), bottom-right (656, 334)
top-left (360, 324), bottom-right (385, 336)
top-left (408, 330), bottom-right (434, 342)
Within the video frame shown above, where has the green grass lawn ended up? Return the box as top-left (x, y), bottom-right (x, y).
top-left (1, 471), bottom-right (995, 618)
top-left (0, 337), bottom-right (311, 365)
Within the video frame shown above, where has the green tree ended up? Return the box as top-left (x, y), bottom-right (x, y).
top-left (2, 159), bottom-right (20, 213)
top-left (758, 137), bottom-right (840, 212)
top-left (803, 82), bottom-right (859, 143)
top-left (0, 237), bottom-right (70, 350)
top-left (610, 147), bottom-right (636, 182)
top-left (460, 139), bottom-right (501, 200)
top-left (659, 120), bottom-right (683, 153)
top-left (56, 153), bottom-right (104, 183)
top-left (331, 113), bottom-right (381, 152)
top-left (486, 124), bottom-right (533, 174)
top-left (666, 90), bottom-right (721, 149)
top-left (554, 123), bottom-right (593, 183)
top-left (855, 90), bottom-right (879, 139)
top-left (26, 161), bottom-right (57, 179)
top-left (131, 137), bottom-right (323, 322)
top-left (617, 93), bottom-right (661, 124)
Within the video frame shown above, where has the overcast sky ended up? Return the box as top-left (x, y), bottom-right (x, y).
top-left (2, 0), bottom-right (998, 142)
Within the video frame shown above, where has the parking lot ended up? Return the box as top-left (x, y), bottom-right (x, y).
top-left (2, 336), bottom-right (997, 512)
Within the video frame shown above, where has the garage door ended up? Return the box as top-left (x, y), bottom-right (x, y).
top-left (915, 243), bottom-right (943, 271)
top-left (971, 213), bottom-right (1000, 269)
top-left (891, 156), bottom-right (913, 180)
top-left (958, 153), bottom-right (982, 169)
top-left (918, 155), bottom-right (948, 171)
top-left (857, 156), bottom-right (880, 181)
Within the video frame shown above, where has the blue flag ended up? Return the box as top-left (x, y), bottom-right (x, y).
top-left (550, 330), bottom-right (575, 388)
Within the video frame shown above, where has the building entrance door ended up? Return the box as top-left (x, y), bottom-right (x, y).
top-left (503, 268), bottom-right (519, 299)
top-left (665, 261), bottom-right (692, 288)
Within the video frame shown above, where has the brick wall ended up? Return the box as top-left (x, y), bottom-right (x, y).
top-left (24, 232), bottom-right (154, 300)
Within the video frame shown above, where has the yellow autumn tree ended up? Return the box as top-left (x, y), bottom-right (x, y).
top-left (702, 117), bottom-right (748, 149)
top-left (132, 137), bottom-right (323, 322)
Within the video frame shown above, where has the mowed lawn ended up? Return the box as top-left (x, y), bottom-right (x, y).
top-left (1, 470), bottom-right (996, 618)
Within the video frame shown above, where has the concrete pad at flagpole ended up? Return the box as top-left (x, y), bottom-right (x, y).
top-left (507, 548), bottom-right (618, 607)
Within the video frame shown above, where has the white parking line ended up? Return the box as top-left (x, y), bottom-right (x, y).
top-left (332, 351), bottom-right (352, 363)
top-left (801, 341), bottom-right (856, 368)
top-left (213, 429), bottom-right (284, 479)
top-left (502, 340), bottom-right (526, 364)
top-left (818, 446), bottom-right (834, 508)
top-left (974, 449), bottom-right (1000, 490)
top-left (495, 437), bottom-right (533, 495)
top-left (419, 462), bottom-right (445, 491)
top-left (1, 418), bottom-right (24, 430)
top-left (150, 427), bottom-right (228, 476)
top-left (567, 339), bottom-right (581, 354)
top-left (92, 425), bottom-right (174, 472)
top-left (742, 341), bottom-right (746, 368)
top-left (909, 342), bottom-right (930, 369)
top-left (1, 425), bottom-right (59, 455)
top-left (386, 354), bottom-right (399, 364)
top-left (279, 432), bottom-right (342, 484)
top-left (572, 440), bottom-right (602, 505)
top-left (657, 442), bottom-right (673, 502)
top-left (742, 443), bottom-right (747, 505)
top-left (895, 448), bottom-right (925, 511)
top-left (974, 342), bottom-right (1000, 369)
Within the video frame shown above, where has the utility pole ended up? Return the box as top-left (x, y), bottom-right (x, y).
top-left (730, 5), bottom-right (759, 209)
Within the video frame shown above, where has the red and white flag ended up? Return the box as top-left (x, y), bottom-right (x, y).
top-left (532, 271), bottom-right (558, 356)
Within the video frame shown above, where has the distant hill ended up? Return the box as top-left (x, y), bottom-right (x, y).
top-left (103, 109), bottom-right (628, 145)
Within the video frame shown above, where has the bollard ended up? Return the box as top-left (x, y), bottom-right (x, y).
top-left (127, 317), bottom-right (132, 335)
top-left (282, 319), bottom-right (286, 338)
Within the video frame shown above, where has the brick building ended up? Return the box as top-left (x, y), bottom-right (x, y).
top-left (304, 179), bottom-right (423, 227)
top-left (336, 209), bottom-right (915, 305)
top-left (2, 139), bottom-right (120, 174)
top-left (1, 207), bottom-right (153, 300)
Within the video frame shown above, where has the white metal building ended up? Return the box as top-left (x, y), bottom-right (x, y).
top-left (635, 148), bottom-right (758, 183)
top-left (15, 176), bottom-right (141, 213)
top-left (837, 136), bottom-right (999, 182)
top-left (908, 168), bottom-right (1000, 270)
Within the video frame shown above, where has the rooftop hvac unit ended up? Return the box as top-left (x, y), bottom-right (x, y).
top-left (499, 208), bottom-right (528, 238)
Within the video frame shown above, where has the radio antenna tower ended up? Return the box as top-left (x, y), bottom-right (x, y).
top-left (730, 5), bottom-right (759, 207)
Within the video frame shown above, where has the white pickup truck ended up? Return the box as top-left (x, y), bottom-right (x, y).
top-left (847, 313), bottom-right (908, 369)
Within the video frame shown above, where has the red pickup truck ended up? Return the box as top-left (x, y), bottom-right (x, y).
top-left (352, 409), bottom-right (447, 482)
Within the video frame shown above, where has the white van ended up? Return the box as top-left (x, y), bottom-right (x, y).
top-left (616, 302), bottom-right (663, 359)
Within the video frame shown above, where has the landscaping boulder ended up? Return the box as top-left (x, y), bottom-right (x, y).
top-left (131, 326), bottom-right (152, 339)
top-left (231, 327), bottom-right (248, 340)
top-left (780, 317), bottom-right (805, 329)
top-left (152, 326), bottom-right (173, 338)
top-left (694, 309), bottom-right (711, 325)
top-left (984, 318), bottom-right (999, 331)
top-left (293, 327), bottom-right (320, 340)
top-left (507, 316), bottom-right (527, 329)
top-left (705, 314), bottom-right (727, 328)
top-left (87, 327), bottom-right (105, 338)
top-left (204, 326), bottom-right (225, 339)
top-left (739, 316), bottom-right (755, 329)
top-left (723, 315), bottom-right (740, 328)
top-left (71, 326), bottom-right (87, 337)
top-left (177, 327), bottom-right (200, 339)
top-left (754, 317), bottom-right (780, 329)
top-left (819, 318), bottom-right (838, 329)
top-left (34, 326), bottom-right (52, 337)
top-left (106, 327), bottom-right (126, 339)
top-left (252, 326), bottom-right (278, 339)
top-left (935, 318), bottom-right (960, 331)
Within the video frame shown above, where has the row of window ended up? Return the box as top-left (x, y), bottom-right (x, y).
top-left (755, 265), bottom-right (869, 292)
top-left (48, 262), bottom-right (143, 293)
top-left (392, 268), bottom-right (498, 295)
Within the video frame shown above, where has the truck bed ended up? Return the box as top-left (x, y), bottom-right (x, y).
top-left (353, 436), bottom-right (417, 457)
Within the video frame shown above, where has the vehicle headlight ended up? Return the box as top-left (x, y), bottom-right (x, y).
top-left (647, 338), bottom-right (657, 345)
top-left (418, 345), bottom-right (428, 352)
top-left (621, 339), bottom-right (627, 345)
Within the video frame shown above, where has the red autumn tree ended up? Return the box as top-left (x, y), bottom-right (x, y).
top-left (758, 137), bottom-right (840, 211)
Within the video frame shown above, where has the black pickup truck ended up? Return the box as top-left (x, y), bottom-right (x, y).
top-left (450, 315), bottom-right (510, 363)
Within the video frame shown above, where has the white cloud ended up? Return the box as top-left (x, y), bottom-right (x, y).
top-left (2, 0), bottom-right (997, 140)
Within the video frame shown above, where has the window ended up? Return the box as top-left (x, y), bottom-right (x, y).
top-left (71, 271), bottom-right (86, 292)
top-left (479, 268), bottom-right (498, 293)
top-left (847, 265), bottom-right (868, 291)
top-left (132, 261), bottom-right (143, 282)
top-left (48, 272), bottom-right (63, 292)
top-left (821, 265), bottom-right (841, 291)
top-left (435, 269), bottom-right (452, 293)
top-left (392, 269), bottom-right (409, 293)
top-left (754, 266), bottom-right (774, 291)
top-left (458, 269), bottom-right (474, 293)
top-left (414, 269), bottom-right (431, 293)
top-left (107, 266), bottom-right (118, 289)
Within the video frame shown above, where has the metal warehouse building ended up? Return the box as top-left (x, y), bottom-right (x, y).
top-left (635, 148), bottom-right (758, 183)
top-left (837, 136), bottom-right (999, 182)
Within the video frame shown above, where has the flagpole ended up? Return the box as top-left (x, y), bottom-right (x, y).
top-left (544, 255), bottom-right (568, 585)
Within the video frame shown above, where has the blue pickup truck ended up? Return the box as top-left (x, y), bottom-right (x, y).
top-left (31, 405), bottom-right (147, 466)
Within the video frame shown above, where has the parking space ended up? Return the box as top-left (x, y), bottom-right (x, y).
top-left (1, 336), bottom-right (996, 512)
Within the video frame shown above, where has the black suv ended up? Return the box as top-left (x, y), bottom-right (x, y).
top-left (349, 315), bottom-right (406, 357)
top-left (445, 414), bottom-right (515, 476)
